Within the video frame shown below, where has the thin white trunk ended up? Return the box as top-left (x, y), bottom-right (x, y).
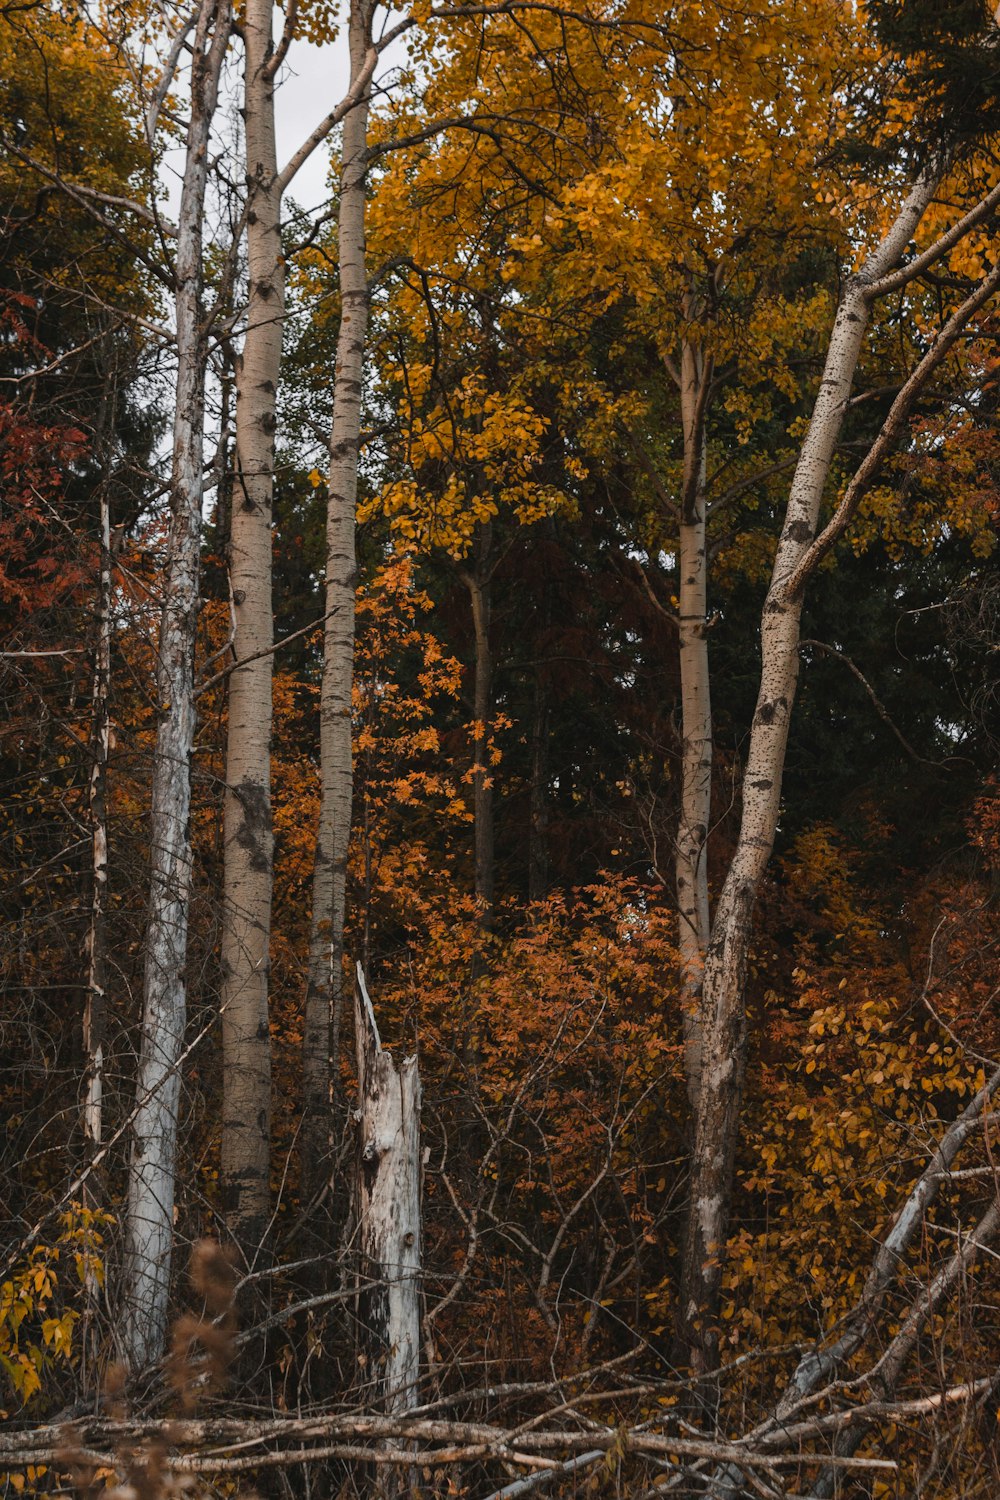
top-left (83, 483), bottom-right (111, 1159)
top-left (122, 0), bottom-right (232, 1371)
top-left (81, 473), bottom-right (112, 1385)
top-left (219, 0), bottom-right (280, 1262)
top-left (677, 173), bottom-right (939, 1381)
top-left (675, 338), bottom-right (712, 1110)
top-left (353, 963), bottom-right (421, 1415)
top-left (303, 0), bottom-right (372, 1203)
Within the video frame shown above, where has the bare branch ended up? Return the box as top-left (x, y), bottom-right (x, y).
top-left (146, 4), bottom-right (201, 143)
top-left (194, 605), bottom-right (342, 698)
top-left (798, 638), bottom-right (943, 764)
top-left (771, 1065), bottom-right (1000, 1420)
top-left (275, 45), bottom-right (379, 193)
top-left (263, 0), bottom-right (299, 78)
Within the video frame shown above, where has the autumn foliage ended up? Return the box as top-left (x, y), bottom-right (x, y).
top-left (2, 1), bottom-right (1000, 1498)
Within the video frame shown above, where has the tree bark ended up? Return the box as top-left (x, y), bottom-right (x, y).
top-left (675, 337), bottom-right (713, 1112)
top-left (81, 412), bottom-right (114, 1387)
top-left (219, 0), bottom-right (281, 1265)
top-left (83, 479), bottom-right (111, 1164)
top-left (676, 173), bottom-right (939, 1386)
top-left (122, 0), bottom-right (232, 1371)
top-left (353, 964), bottom-right (421, 1420)
top-left (303, 0), bottom-right (372, 1207)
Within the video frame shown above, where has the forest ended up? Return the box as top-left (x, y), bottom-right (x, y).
top-left (1, 0), bottom-right (999, 1495)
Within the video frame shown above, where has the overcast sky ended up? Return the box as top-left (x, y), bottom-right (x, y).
top-left (274, 37), bottom-right (352, 214)
top-left (158, 22), bottom-right (403, 222)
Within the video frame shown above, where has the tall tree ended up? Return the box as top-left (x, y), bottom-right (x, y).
top-left (218, 0), bottom-right (284, 1269)
top-left (221, 0), bottom-right (390, 1261)
top-left (123, 0), bottom-right (234, 1370)
top-left (303, 0), bottom-right (376, 1206)
top-left (678, 168), bottom-right (1000, 1383)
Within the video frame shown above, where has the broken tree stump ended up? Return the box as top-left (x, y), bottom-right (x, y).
top-left (353, 961), bottom-right (421, 1418)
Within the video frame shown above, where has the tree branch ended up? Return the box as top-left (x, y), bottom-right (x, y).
top-left (785, 258), bottom-right (1000, 599)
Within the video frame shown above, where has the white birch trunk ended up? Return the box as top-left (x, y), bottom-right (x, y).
top-left (122, 0), bottom-right (232, 1371)
top-left (82, 475), bottom-right (112, 1384)
top-left (353, 963), bottom-right (421, 1416)
top-left (219, 0), bottom-right (280, 1262)
top-left (83, 483), bottom-right (111, 1161)
top-left (303, 0), bottom-right (372, 1202)
top-left (675, 338), bottom-right (712, 1110)
top-left (677, 174), bottom-right (939, 1381)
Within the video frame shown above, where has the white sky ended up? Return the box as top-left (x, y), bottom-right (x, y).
top-left (158, 33), bottom-right (352, 220)
top-left (274, 37), bottom-right (352, 214)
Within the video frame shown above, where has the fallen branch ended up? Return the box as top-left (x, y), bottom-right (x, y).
top-left (0, 1412), bottom-right (899, 1476)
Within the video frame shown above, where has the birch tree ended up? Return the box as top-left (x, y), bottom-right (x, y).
top-left (677, 168), bottom-right (1000, 1382)
top-left (122, 0), bottom-right (233, 1370)
top-left (303, 0), bottom-right (375, 1205)
top-left (459, 524), bottom-right (496, 920)
top-left (83, 456), bottom-right (112, 1168)
top-left (674, 327), bottom-right (713, 1110)
top-left (339, 0), bottom-right (1000, 1391)
top-left (220, 0), bottom-right (384, 1259)
top-left (218, 0), bottom-right (285, 1266)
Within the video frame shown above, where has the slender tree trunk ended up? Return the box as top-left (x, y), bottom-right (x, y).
top-left (83, 476), bottom-right (111, 1164)
top-left (81, 421), bottom-right (113, 1388)
top-left (676, 175), bottom-right (939, 1386)
top-left (303, 0), bottom-right (372, 1206)
top-left (219, 0), bottom-right (281, 1264)
top-left (122, 0), bottom-right (232, 1371)
top-left (528, 671), bottom-right (549, 903)
top-left (465, 536), bottom-right (495, 918)
top-left (675, 338), bottom-right (713, 1112)
top-left (212, 362), bottom-right (233, 567)
top-left (354, 964), bottom-right (421, 1426)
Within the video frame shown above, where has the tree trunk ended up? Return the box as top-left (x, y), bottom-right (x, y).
top-left (122, 0), bottom-right (232, 1372)
top-left (528, 670), bottom-right (549, 903)
top-left (674, 337), bottom-right (712, 1112)
top-left (83, 479), bottom-right (111, 1164)
top-left (219, 0), bottom-right (281, 1265)
top-left (466, 536), bottom-right (495, 918)
top-left (353, 963), bottom-right (421, 1417)
top-left (676, 174), bottom-right (939, 1386)
top-left (303, 0), bottom-right (372, 1207)
top-left (81, 417), bottom-right (113, 1388)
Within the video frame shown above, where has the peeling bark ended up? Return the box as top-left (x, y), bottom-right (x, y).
top-left (122, 0), bottom-right (232, 1371)
top-left (81, 457), bottom-right (112, 1380)
top-left (353, 963), bottom-right (421, 1421)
